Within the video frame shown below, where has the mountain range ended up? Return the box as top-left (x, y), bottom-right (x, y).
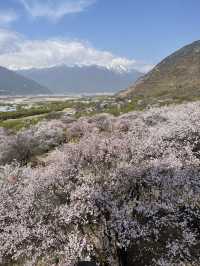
top-left (18, 65), bottom-right (143, 95)
top-left (0, 66), bottom-right (50, 96)
top-left (118, 40), bottom-right (200, 107)
top-left (1, 40), bottom-right (200, 98)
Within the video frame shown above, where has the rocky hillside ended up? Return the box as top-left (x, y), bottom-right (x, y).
top-left (118, 40), bottom-right (200, 108)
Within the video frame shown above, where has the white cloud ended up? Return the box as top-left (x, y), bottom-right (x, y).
top-left (0, 10), bottom-right (18, 26)
top-left (20, 0), bottom-right (96, 20)
top-left (0, 29), bottom-right (153, 73)
top-left (0, 29), bottom-right (22, 54)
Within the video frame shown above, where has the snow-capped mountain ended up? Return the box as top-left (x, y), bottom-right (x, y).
top-left (18, 64), bottom-right (143, 95)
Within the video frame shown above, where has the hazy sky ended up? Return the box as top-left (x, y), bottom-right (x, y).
top-left (0, 0), bottom-right (199, 71)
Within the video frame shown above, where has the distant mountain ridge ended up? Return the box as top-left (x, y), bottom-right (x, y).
top-left (118, 40), bottom-right (200, 107)
top-left (0, 66), bottom-right (50, 96)
top-left (18, 65), bottom-right (143, 94)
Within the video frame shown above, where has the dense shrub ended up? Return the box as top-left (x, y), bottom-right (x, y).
top-left (88, 113), bottom-right (115, 132)
top-left (66, 118), bottom-right (98, 142)
top-left (0, 120), bottom-right (66, 165)
top-left (1, 102), bottom-right (200, 265)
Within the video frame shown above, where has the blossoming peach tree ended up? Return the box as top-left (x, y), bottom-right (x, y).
top-left (0, 102), bottom-right (200, 265)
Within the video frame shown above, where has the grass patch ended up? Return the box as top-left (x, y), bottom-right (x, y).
top-left (0, 115), bottom-right (46, 131)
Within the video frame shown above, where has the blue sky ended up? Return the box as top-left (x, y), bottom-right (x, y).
top-left (0, 0), bottom-right (199, 72)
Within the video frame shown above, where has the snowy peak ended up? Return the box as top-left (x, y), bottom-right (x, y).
top-left (18, 64), bottom-right (143, 94)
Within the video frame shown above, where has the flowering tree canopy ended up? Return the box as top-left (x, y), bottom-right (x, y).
top-left (1, 102), bottom-right (200, 265)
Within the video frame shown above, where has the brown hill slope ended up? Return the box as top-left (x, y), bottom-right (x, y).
top-left (118, 40), bottom-right (200, 108)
